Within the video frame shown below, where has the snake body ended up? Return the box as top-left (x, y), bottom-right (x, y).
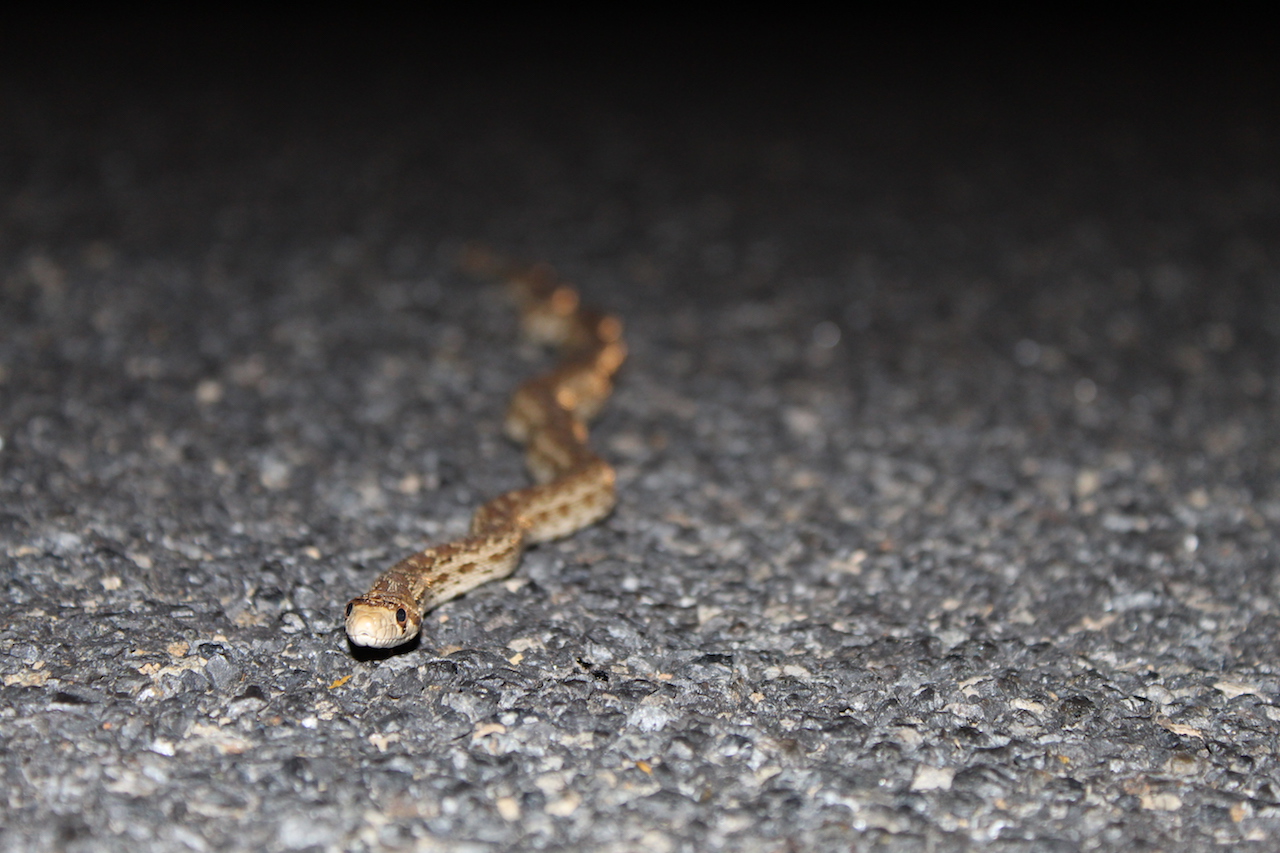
top-left (344, 257), bottom-right (626, 648)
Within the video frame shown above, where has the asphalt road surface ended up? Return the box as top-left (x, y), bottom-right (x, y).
top-left (2, 21), bottom-right (1278, 853)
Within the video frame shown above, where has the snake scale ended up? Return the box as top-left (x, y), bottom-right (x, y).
top-left (344, 252), bottom-right (626, 648)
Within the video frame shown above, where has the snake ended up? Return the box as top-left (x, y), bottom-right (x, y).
top-left (343, 251), bottom-right (626, 648)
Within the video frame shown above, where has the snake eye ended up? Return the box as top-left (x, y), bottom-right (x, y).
top-left (345, 603), bottom-right (353, 618)
top-left (395, 608), bottom-right (407, 625)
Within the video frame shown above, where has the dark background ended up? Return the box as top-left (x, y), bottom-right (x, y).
top-left (3, 16), bottom-right (1279, 852)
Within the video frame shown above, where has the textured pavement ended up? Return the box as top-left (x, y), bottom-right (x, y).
top-left (2, 24), bottom-right (1279, 852)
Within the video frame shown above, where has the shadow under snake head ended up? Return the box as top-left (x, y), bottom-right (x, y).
top-left (345, 593), bottom-right (421, 648)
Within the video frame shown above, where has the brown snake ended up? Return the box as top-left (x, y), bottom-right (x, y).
top-left (344, 252), bottom-right (626, 648)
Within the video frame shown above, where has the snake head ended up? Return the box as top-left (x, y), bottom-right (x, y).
top-left (344, 595), bottom-right (421, 648)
